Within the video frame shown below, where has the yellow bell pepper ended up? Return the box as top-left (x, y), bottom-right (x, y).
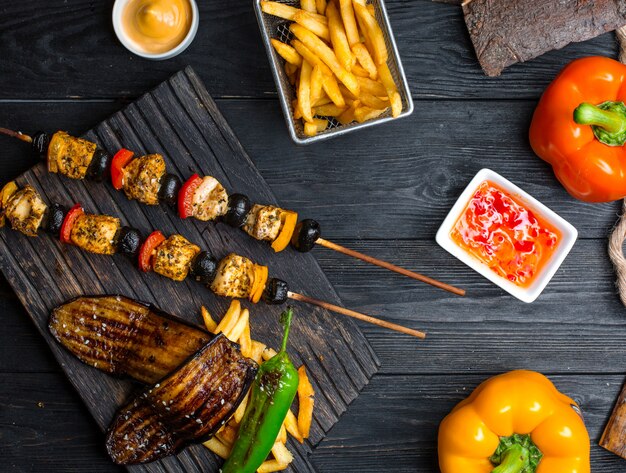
top-left (438, 370), bottom-right (590, 473)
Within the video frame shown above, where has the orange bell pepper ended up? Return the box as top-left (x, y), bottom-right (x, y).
top-left (529, 56), bottom-right (626, 202)
top-left (438, 370), bottom-right (590, 473)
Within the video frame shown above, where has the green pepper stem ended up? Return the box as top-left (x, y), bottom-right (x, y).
top-left (491, 444), bottom-right (529, 473)
top-left (279, 308), bottom-right (294, 353)
top-left (574, 102), bottom-right (626, 134)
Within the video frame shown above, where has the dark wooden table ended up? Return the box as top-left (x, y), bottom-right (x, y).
top-left (2, 1), bottom-right (626, 472)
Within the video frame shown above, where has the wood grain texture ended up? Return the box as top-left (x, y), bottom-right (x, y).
top-left (463, 0), bottom-right (626, 76)
top-left (0, 0), bottom-right (618, 100)
top-left (0, 68), bottom-right (379, 473)
top-left (600, 383), bottom-right (626, 459)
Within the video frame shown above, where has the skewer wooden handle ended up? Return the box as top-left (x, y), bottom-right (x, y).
top-left (600, 382), bottom-right (626, 459)
top-left (316, 238), bottom-right (465, 296)
top-left (288, 291), bottom-right (426, 339)
top-left (0, 127), bottom-right (32, 143)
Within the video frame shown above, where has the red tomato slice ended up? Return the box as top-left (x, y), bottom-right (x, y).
top-left (110, 149), bottom-right (135, 190)
top-left (60, 204), bottom-right (84, 244)
top-left (178, 174), bottom-right (202, 219)
top-left (138, 230), bottom-right (166, 272)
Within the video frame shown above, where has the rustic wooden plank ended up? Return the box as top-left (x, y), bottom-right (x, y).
top-left (3, 372), bottom-right (626, 472)
top-left (0, 1), bottom-right (618, 100)
top-left (0, 69), bottom-right (379, 473)
top-left (3, 99), bottom-right (620, 240)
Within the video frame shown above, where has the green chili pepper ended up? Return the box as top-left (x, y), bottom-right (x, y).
top-left (222, 307), bottom-right (299, 473)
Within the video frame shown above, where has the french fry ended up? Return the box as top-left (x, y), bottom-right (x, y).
top-left (297, 366), bottom-right (315, 439)
top-left (262, 346), bottom-right (279, 361)
top-left (290, 24), bottom-right (360, 97)
top-left (234, 390), bottom-right (250, 424)
top-left (298, 60), bottom-right (314, 123)
top-left (358, 92), bottom-right (389, 109)
top-left (293, 99), bottom-right (303, 120)
top-left (200, 306), bottom-right (217, 333)
top-left (261, 1), bottom-right (328, 24)
top-left (352, 2), bottom-right (387, 65)
top-left (226, 308), bottom-right (249, 342)
top-left (214, 300), bottom-right (241, 335)
top-left (313, 92), bottom-right (332, 107)
top-left (272, 441), bottom-right (294, 465)
top-left (216, 423), bottom-right (238, 446)
top-left (337, 100), bottom-right (359, 124)
top-left (284, 62), bottom-right (297, 75)
top-left (203, 437), bottom-right (231, 459)
top-left (351, 63), bottom-right (370, 77)
top-left (301, 0), bottom-right (316, 12)
top-left (277, 422), bottom-right (287, 444)
top-left (240, 321), bottom-right (252, 358)
top-left (284, 408), bottom-right (304, 442)
top-left (338, 83), bottom-right (357, 100)
top-left (316, 0), bottom-right (327, 15)
top-left (327, 1), bottom-right (355, 72)
top-left (321, 73), bottom-right (346, 107)
top-left (250, 340), bottom-right (267, 365)
top-left (257, 460), bottom-right (289, 473)
top-left (351, 42), bottom-right (377, 79)
top-left (291, 39), bottom-right (332, 77)
top-left (354, 105), bottom-right (388, 123)
top-left (339, 0), bottom-right (360, 45)
top-left (367, 3), bottom-right (375, 16)
top-left (356, 75), bottom-right (387, 96)
top-left (310, 64), bottom-right (324, 104)
top-left (271, 39), bottom-right (303, 66)
top-left (314, 103), bottom-right (347, 117)
top-left (294, 11), bottom-right (330, 42)
top-left (304, 118), bottom-right (329, 136)
top-left (377, 61), bottom-right (402, 117)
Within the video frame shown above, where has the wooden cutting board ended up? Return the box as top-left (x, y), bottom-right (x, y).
top-left (0, 67), bottom-right (379, 473)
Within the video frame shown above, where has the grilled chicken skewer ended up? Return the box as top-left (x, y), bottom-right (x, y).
top-left (0, 127), bottom-right (464, 296)
top-left (1, 181), bottom-right (425, 338)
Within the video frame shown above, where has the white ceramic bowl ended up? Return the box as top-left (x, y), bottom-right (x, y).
top-left (436, 169), bottom-right (578, 303)
top-left (112, 0), bottom-right (199, 60)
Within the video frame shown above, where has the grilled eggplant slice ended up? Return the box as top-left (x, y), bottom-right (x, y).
top-left (106, 334), bottom-right (257, 465)
top-left (49, 295), bottom-right (212, 384)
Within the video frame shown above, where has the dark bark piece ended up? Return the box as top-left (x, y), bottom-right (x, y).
top-left (49, 295), bottom-right (212, 384)
top-left (463, 0), bottom-right (626, 76)
top-left (106, 334), bottom-right (257, 465)
top-left (600, 382), bottom-right (626, 459)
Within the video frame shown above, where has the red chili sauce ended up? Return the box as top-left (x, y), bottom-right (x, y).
top-left (450, 181), bottom-right (561, 287)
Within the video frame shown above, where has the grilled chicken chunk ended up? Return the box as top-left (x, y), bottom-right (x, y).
top-left (191, 176), bottom-right (229, 221)
top-left (47, 131), bottom-right (97, 179)
top-left (152, 234), bottom-right (201, 281)
top-left (122, 154), bottom-right (166, 205)
top-left (242, 204), bottom-right (283, 242)
top-left (3, 186), bottom-right (47, 236)
top-left (70, 213), bottom-right (120, 255)
top-left (106, 334), bottom-right (257, 465)
top-left (49, 295), bottom-right (212, 384)
top-left (210, 253), bottom-right (256, 298)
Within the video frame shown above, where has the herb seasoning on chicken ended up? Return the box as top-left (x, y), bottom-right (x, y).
top-left (122, 154), bottom-right (166, 205)
top-left (191, 176), bottom-right (229, 221)
top-left (243, 204), bottom-right (284, 242)
top-left (70, 214), bottom-right (120, 255)
top-left (47, 131), bottom-right (97, 179)
top-left (152, 234), bottom-right (201, 281)
top-left (2, 185), bottom-right (47, 237)
top-left (210, 253), bottom-right (256, 298)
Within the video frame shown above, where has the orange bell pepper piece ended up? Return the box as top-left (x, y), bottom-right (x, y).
top-left (529, 56), bottom-right (626, 202)
top-left (438, 370), bottom-right (590, 473)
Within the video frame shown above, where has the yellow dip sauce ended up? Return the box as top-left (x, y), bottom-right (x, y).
top-left (122, 0), bottom-right (192, 54)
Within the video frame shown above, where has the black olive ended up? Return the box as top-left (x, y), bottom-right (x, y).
top-left (31, 131), bottom-right (50, 160)
top-left (86, 148), bottom-right (111, 182)
top-left (42, 203), bottom-right (66, 237)
top-left (190, 251), bottom-right (218, 284)
top-left (291, 219), bottom-right (321, 252)
top-left (158, 174), bottom-right (182, 207)
top-left (223, 194), bottom-right (251, 228)
top-left (262, 278), bottom-right (289, 305)
top-left (116, 226), bottom-right (142, 260)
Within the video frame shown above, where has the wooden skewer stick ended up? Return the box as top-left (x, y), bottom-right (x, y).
top-left (316, 238), bottom-right (465, 296)
top-left (0, 127), bottom-right (32, 143)
top-left (288, 291), bottom-right (426, 339)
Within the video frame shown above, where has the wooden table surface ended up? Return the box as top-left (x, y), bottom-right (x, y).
top-left (1, 1), bottom-right (626, 472)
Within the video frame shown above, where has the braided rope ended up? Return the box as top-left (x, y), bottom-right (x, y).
top-left (608, 25), bottom-right (626, 306)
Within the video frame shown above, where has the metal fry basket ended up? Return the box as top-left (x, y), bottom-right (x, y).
top-left (254, 0), bottom-right (414, 145)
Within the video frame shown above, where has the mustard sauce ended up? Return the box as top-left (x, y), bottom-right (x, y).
top-left (122, 0), bottom-right (192, 54)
